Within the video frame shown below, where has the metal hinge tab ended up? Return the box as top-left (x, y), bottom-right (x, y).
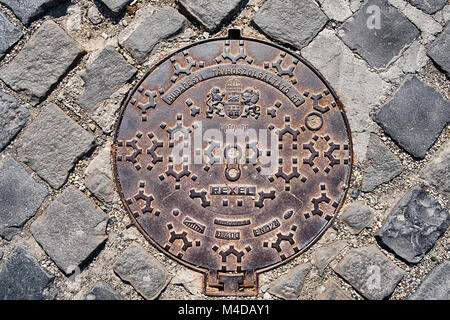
top-left (205, 269), bottom-right (258, 296)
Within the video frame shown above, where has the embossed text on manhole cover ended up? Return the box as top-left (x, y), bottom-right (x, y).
top-left (113, 29), bottom-right (353, 296)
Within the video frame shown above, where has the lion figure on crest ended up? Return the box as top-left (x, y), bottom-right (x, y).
top-left (241, 88), bottom-right (261, 120)
top-left (205, 87), bottom-right (225, 118)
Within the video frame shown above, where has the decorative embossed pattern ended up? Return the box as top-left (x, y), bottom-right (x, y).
top-left (113, 30), bottom-right (352, 296)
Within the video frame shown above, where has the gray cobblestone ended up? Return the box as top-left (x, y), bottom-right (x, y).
top-left (15, 104), bottom-right (95, 189)
top-left (268, 263), bottom-right (311, 300)
top-left (312, 240), bottom-right (348, 274)
top-left (340, 201), bottom-right (374, 234)
top-left (113, 243), bottom-right (171, 300)
top-left (376, 187), bottom-right (449, 264)
top-left (85, 144), bottom-right (117, 203)
top-left (338, 0), bottom-right (419, 69)
top-left (79, 46), bottom-right (136, 111)
top-left (118, 5), bottom-right (155, 46)
top-left (407, 0), bottom-right (447, 15)
top-left (316, 280), bottom-right (353, 300)
top-left (422, 139), bottom-right (450, 198)
top-left (317, 0), bottom-right (353, 22)
top-left (85, 281), bottom-right (123, 300)
top-left (87, 5), bottom-right (102, 25)
top-left (0, 157), bottom-right (48, 240)
top-left (0, 247), bottom-right (53, 300)
top-left (0, 12), bottom-right (22, 58)
top-left (427, 22), bottom-right (450, 77)
top-left (0, 90), bottom-right (29, 152)
top-left (121, 6), bottom-right (186, 63)
top-left (0, 0), bottom-right (65, 25)
top-left (401, 2), bottom-right (443, 37)
top-left (362, 135), bottom-right (402, 192)
top-left (253, 0), bottom-right (328, 50)
top-left (31, 186), bottom-right (108, 274)
top-left (0, 20), bottom-right (84, 105)
top-left (375, 75), bottom-right (450, 159)
top-left (409, 261), bottom-right (450, 299)
top-left (333, 245), bottom-right (405, 300)
top-left (179, 0), bottom-right (246, 32)
top-left (99, 0), bottom-right (132, 14)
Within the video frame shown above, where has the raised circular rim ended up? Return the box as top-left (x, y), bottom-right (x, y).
top-left (112, 30), bottom-right (354, 275)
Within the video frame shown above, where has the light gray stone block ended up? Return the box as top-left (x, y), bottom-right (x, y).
top-left (253, 0), bottom-right (328, 49)
top-left (334, 245), bottom-right (405, 300)
top-left (362, 135), bottom-right (402, 192)
top-left (268, 263), bottom-right (311, 300)
top-left (113, 243), bottom-right (171, 300)
top-left (178, 0), bottom-right (246, 32)
top-left (15, 104), bottom-right (94, 189)
top-left (79, 46), bottom-right (136, 111)
top-left (31, 186), bottom-right (108, 274)
top-left (121, 6), bottom-right (186, 62)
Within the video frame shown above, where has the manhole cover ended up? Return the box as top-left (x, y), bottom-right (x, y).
top-left (113, 29), bottom-right (353, 296)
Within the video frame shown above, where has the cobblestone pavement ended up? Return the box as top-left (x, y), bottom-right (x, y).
top-left (0, 0), bottom-right (448, 300)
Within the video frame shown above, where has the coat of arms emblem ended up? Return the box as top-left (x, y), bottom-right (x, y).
top-left (206, 78), bottom-right (261, 119)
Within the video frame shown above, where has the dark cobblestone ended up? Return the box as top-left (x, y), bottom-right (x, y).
top-left (0, 12), bottom-right (22, 58)
top-left (0, 90), bottom-right (29, 152)
top-left (427, 22), bottom-right (450, 77)
top-left (409, 261), bottom-right (450, 299)
top-left (0, 247), bottom-right (53, 300)
top-left (0, 0), bottom-right (66, 25)
top-left (407, 0), bottom-right (447, 15)
top-left (338, 0), bottom-right (419, 69)
top-left (375, 75), bottom-right (450, 159)
top-left (0, 157), bottom-right (48, 241)
top-left (376, 187), bottom-right (449, 264)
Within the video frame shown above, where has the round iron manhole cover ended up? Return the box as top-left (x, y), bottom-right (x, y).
top-left (113, 29), bottom-right (352, 296)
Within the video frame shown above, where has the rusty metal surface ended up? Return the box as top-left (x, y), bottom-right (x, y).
top-left (113, 29), bottom-right (353, 296)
